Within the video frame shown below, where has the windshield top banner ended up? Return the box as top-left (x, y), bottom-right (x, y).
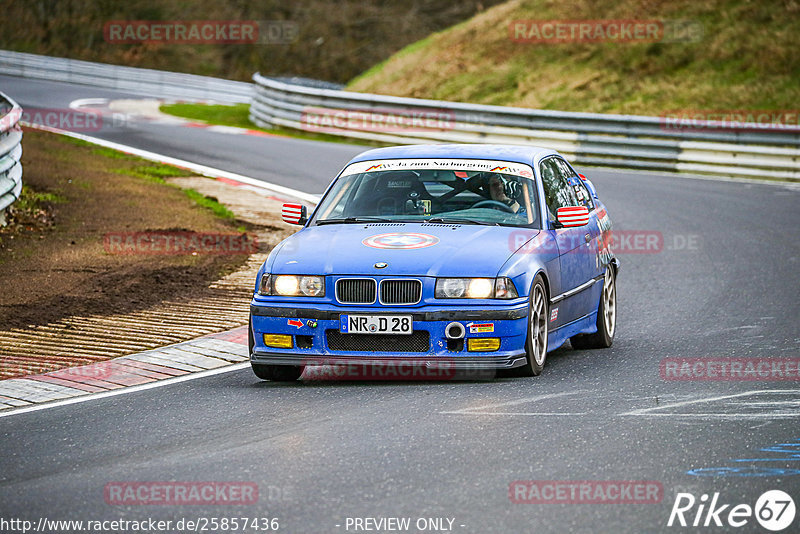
top-left (341, 159), bottom-right (535, 179)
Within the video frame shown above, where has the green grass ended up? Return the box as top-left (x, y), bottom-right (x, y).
top-left (51, 121), bottom-right (241, 222)
top-left (162, 103), bottom-right (253, 129)
top-left (347, 0), bottom-right (800, 115)
top-left (183, 189), bottom-right (235, 220)
top-left (109, 164), bottom-right (235, 219)
top-left (159, 103), bottom-right (386, 147)
top-left (58, 136), bottom-right (94, 148)
top-left (112, 162), bottom-right (193, 184)
top-left (58, 137), bottom-right (234, 220)
top-left (91, 146), bottom-right (136, 160)
top-left (13, 188), bottom-right (67, 211)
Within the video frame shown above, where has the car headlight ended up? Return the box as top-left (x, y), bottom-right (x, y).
top-left (435, 277), bottom-right (518, 299)
top-left (258, 274), bottom-right (325, 297)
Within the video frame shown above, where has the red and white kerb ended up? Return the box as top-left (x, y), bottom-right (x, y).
top-left (281, 203), bottom-right (304, 224)
top-left (556, 206), bottom-right (589, 226)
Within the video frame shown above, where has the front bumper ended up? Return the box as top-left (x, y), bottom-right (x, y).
top-left (249, 303), bottom-right (529, 370)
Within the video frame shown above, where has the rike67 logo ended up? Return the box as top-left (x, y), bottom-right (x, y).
top-left (668, 490), bottom-right (796, 531)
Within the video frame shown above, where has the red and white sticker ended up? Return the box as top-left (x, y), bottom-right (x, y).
top-left (556, 206), bottom-right (589, 226)
top-left (281, 203), bottom-right (304, 224)
top-left (550, 308), bottom-right (558, 322)
top-left (362, 233), bottom-right (440, 250)
top-left (468, 322), bottom-right (494, 334)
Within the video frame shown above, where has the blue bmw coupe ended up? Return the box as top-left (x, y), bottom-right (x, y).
top-left (249, 144), bottom-right (619, 380)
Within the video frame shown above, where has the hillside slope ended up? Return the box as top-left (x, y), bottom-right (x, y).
top-left (348, 0), bottom-right (800, 114)
top-left (0, 0), bottom-right (502, 84)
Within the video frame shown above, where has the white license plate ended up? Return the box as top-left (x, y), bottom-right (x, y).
top-left (340, 315), bottom-right (413, 335)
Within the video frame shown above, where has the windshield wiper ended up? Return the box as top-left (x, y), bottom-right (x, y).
top-left (426, 217), bottom-right (498, 226)
top-left (316, 217), bottom-right (396, 225)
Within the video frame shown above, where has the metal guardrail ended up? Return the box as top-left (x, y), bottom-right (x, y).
top-left (0, 50), bottom-right (252, 103)
top-left (0, 50), bottom-right (795, 181)
top-left (0, 92), bottom-right (23, 224)
top-left (251, 73), bottom-right (800, 181)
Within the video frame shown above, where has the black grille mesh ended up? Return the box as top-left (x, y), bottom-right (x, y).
top-left (326, 330), bottom-right (430, 352)
top-left (336, 278), bottom-right (377, 303)
top-left (380, 280), bottom-right (422, 304)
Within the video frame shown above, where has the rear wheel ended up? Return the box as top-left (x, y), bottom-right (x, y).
top-left (249, 321), bottom-right (304, 381)
top-left (508, 275), bottom-right (549, 377)
top-left (570, 267), bottom-right (616, 349)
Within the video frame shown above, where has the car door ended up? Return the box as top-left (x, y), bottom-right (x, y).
top-left (539, 157), bottom-right (599, 327)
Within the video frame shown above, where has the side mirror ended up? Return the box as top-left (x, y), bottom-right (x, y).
top-left (281, 203), bottom-right (308, 225)
top-left (556, 206), bottom-right (589, 228)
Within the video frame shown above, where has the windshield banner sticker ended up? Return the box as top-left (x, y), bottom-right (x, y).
top-left (342, 159), bottom-right (536, 178)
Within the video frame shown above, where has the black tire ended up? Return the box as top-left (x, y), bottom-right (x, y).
top-left (249, 321), bottom-right (304, 381)
top-left (505, 275), bottom-right (549, 377)
top-left (570, 267), bottom-right (616, 350)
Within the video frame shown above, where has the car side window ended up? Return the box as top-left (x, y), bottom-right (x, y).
top-left (555, 158), bottom-right (594, 210)
top-left (539, 158), bottom-right (579, 221)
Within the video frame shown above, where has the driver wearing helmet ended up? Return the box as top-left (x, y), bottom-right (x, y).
top-left (488, 176), bottom-right (521, 213)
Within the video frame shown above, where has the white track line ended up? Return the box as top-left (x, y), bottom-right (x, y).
top-left (0, 362), bottom-right (250, 419)
top-left (619, 389), bottom-right (800, 416)
top-left (69, 98), bottom-right (109, 109)
top-left (440, 391), bottom-right (586, 415)
top-left (21, 120), bottom-right (320, 205)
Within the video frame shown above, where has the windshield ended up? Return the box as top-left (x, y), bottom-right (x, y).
top-left (313, 160), bottom-right (539, 227)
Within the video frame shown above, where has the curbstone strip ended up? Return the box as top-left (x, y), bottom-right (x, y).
top-left (0, 325), bottom-right (250, 410)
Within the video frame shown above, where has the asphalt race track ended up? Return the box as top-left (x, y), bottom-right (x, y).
top-left (1, 75), bottom-right (799, 533)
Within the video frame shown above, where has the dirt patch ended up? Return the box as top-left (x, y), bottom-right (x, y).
top-left (0, 130), bottom-right (300, 379)
top-left (0, 130), bottom-right (253, 329)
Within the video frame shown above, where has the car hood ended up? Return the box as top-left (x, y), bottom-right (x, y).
top-left (270, 223), bottom-right (539, 277)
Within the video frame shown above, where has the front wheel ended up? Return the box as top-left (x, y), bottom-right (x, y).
top-left (571, 267), bottom-right (616, 349)
top-left (510, 275), bottom-right (549, 377)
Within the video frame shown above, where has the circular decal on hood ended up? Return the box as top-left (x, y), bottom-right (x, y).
top-left (362, 233), bottom-right (440, 250)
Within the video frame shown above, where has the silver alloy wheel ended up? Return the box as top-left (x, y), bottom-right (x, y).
top-left (603, 268), bottom-right (616, 338)
top-left (530, 284), bottom-right (548, 365)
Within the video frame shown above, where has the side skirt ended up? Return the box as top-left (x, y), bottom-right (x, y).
top-left (546, 311), bottom-right (598, 352)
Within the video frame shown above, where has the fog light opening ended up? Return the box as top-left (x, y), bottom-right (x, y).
top-left (263, 333), bottom-right (293, 349)
top-left (467, 337), bottom-right (501, 352)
